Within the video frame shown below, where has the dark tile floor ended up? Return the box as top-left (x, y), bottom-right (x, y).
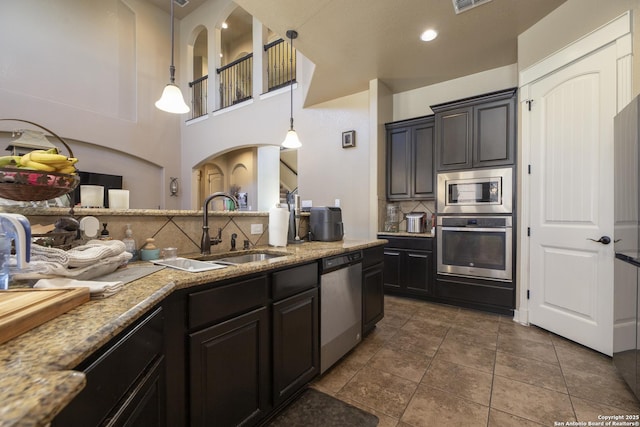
top-left (311, 295), bottom-right (640, 426)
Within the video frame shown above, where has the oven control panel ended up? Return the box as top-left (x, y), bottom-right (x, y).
top-left (439, 216), bottom-right (512, 228)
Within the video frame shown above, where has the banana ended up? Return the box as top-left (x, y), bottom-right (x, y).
top-left (57, 166), bottom-right (77, 174)
top-left (23, 159), bottom-right (57, 172)
top-left (30, 150), bottom-right (69, 164)
top-left (1, 150), bottom-right (79, 174)
top-left (0, 155), bottom-right (21, 167)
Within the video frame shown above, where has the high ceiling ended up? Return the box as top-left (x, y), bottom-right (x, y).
top-left (151, 0), bottom-right (567, 106)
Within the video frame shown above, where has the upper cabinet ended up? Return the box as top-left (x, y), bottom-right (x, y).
top-left (432, 88), bottom-right (517, 171)
top-left (385, 115), bottom-right (435, 200)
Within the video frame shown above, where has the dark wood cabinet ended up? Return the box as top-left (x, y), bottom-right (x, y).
top-left (272, 262), bottom-right (319, 406)
top-left (433, 88), bottom-right (517, 171)
top-left (381, 236), bottom-right (433, 298)
top-left (52, 307), bottom-right (165, 427)
top-left (186, 274), bottom-right (270, 427)
top-left (435, 106), bottom-right (471, 171)
top-left (189, 306), bottom-right (270, 427)
top-left (172, 263), bottom-right (319, 427)
top-left (273, 287), bottom-right (319, 406)
top-left (386, 115), bottom-right (435, 200)
top-left (362, 246), bottom-right (384, 335)
top-left (434, 275), bottom-right (515, 315)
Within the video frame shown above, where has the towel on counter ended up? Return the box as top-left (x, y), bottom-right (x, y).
top-left (28, 240), bottom-right (128, 268)
top-left (30, 244), bottom-right (70, 266)
top-left (34, 277), bottom-right (124, 299)
top-left (11, 250), bottom-right (132, 281)
top-left (66, 240), bottom-right (127, 268)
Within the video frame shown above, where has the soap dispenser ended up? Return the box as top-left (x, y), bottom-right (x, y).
top-left (122, 224), bottom-right (138, 261)
top-left (100, 223), bottom-right (111, 240)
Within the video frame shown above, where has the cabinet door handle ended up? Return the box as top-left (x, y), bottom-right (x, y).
top-left (408, 253), bottom-right (428, 259)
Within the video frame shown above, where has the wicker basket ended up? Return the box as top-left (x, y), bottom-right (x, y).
top-left (0, 119), bottom-right (79, 202)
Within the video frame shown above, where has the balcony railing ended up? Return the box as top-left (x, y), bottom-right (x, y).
top-left (187, 38), bottom-right (296, 117)
top-left (217, 53), bottom-right (253, 109)
top-left (189, 75), bottom-right (208, 120)
top-left (265, 38), bottom-right (296, 91)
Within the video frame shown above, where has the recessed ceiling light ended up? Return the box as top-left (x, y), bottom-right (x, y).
top-left (420, 29), bottom-right (438, 42)
top-left (222, 22), bottom-right (228, 29)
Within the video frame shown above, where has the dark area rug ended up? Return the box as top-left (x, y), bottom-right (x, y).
top-left (267, 388), bottom-right (379, 427)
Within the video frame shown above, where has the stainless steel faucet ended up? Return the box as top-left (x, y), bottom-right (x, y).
top-left (201, 192), bottom-right (239, 255)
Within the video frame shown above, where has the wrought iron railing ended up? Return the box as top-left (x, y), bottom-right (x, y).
top-left (265, 38), bottom-right (296, 91)
top-left (217, 53), bottom-right (253, 109)
top-left (187, 38), bottom-right (297, 115)
top-left (189, 75), bottom-right (208, 120)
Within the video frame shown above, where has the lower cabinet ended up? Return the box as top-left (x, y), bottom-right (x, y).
top-left (362, 246), bottom-right (385, 335)
top-left (52, 306), bottom-right (165, 427)
top-left (189, 307), bottom-right (270, 427)
top-left (381, 236), bottom-right (433, 297)
top-left (171, 262), bottom-right (320, 427)
top-left (53, 251), bottom-right (387, 427)
top-left (272, 287), bottom-right (319, 406)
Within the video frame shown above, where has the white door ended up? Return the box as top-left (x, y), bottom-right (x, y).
top-left (206, 169), bottom-right (225, 210)
top-left (528, 44), bottom-right (617, 355)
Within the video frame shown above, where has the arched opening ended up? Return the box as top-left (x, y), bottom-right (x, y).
top-left (195, 145), bottom-right (283, 211)
top-left (218, 7), bottom-right (253, 108)
top-left (191, 28), bottom-right (208, 118)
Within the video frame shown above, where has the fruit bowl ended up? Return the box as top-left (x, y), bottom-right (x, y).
top-left (0, 119), bottom-right (79, 202)
top-left (0, 167), bottom-right (79, 201)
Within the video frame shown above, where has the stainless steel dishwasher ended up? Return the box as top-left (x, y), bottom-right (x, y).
top-left (320, 250), bottom-right (363, 374)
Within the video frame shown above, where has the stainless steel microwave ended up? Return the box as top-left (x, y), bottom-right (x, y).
top-left (437, 167), bottom-right (513, 214)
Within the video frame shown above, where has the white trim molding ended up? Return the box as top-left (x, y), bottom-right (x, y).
top-left (519, 11), bottom-right (632, 86)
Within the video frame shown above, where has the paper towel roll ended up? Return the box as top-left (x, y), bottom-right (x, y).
top-left (269, 206), bottom-right (289, 247)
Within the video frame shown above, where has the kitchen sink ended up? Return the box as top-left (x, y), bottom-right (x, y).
top-left (152, 257), bottom-right (229, 272)
top-left (214, 252), bottom-right (286, 265)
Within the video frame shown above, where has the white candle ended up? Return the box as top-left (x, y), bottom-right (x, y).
top-left (80, 185), bottom-right (104, 208)
top-left (108, 189), bottom-right (129, 209)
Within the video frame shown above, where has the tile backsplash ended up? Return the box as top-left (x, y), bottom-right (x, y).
top-left (379, 200), bottom-right (435, 232)
top-left (15, 208), bottom-right (308, 257)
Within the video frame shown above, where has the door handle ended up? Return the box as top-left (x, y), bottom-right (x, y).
top-left (587, 236), bottom-right (611, 245)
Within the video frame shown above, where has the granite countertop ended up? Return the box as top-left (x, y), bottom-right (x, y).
top-left (0, 206), bottom-right (270, 217)
top-left (0, 207), bottom-right (314, 217)
top-left (0, 238), bottom-right (386, 427)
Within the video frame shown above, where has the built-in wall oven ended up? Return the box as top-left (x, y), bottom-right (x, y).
top-left (437, 216), bottom-right (513, 281)
top-left (436, 167), bottom-right (514, 283)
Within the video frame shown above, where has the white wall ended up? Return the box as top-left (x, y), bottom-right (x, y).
top-left (0, 0), bottom-right (183, 209)
top-left (392, 64), bottom-right (519, 121)
top-left (298, 91), bottom-right (371, 239)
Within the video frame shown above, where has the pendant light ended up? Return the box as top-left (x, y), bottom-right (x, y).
top-left (155, 0), bottom-right (190, 114)
top-left (281, 30), bottom-right (301, 149)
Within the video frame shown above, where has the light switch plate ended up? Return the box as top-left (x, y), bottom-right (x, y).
top-left (251, 224), bottom-right (263, 234)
